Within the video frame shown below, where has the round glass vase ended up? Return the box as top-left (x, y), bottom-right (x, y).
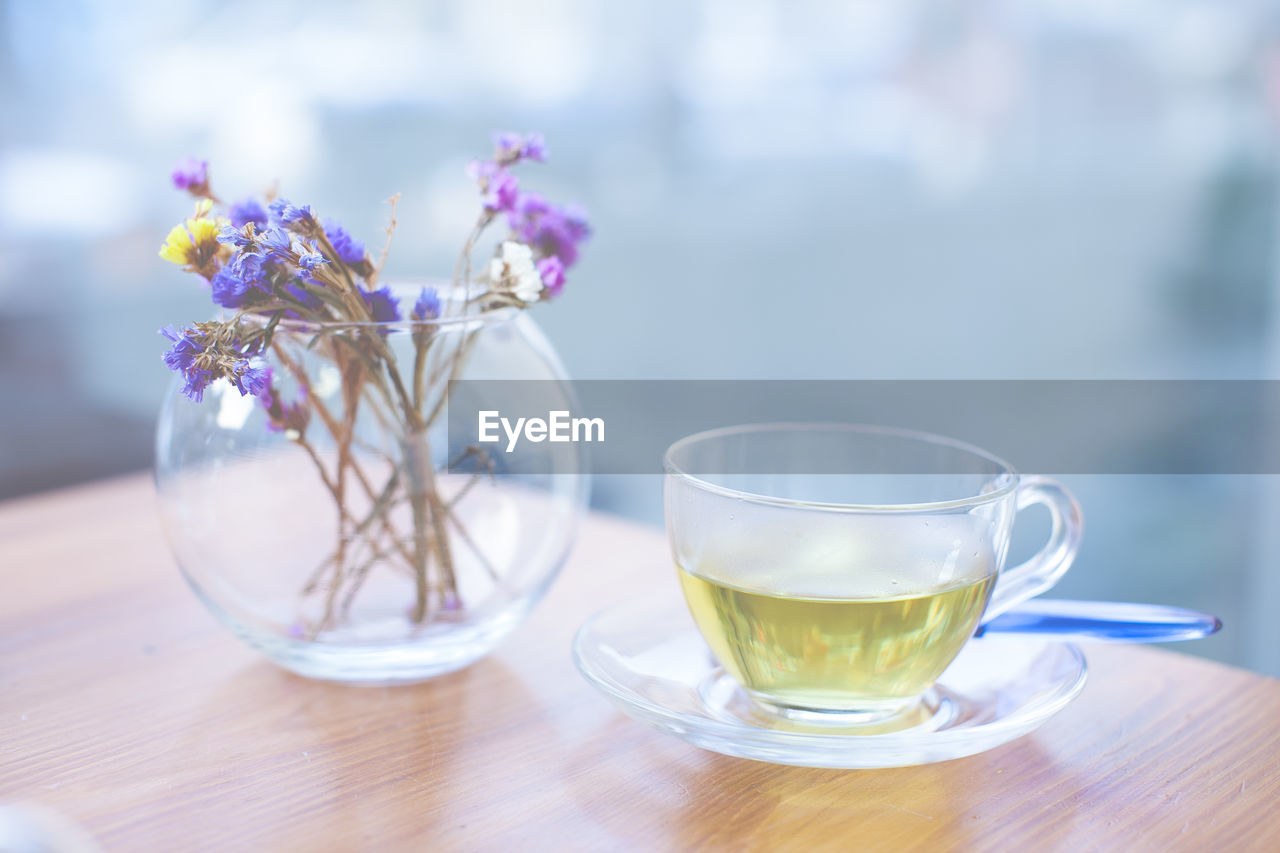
top-left (155, 284), bottom-right (588, 684)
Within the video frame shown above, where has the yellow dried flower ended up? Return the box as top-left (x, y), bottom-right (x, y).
top-left (159, 201), bottom-right (228, 271)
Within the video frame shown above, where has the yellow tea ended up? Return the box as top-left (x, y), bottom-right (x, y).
top-left (678, 565), bottom-right (994, 711)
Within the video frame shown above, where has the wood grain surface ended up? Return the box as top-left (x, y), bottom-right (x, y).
top-left (2, 474), bottom-right (1279, 851)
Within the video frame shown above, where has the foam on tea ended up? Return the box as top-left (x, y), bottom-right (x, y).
top-left (677, 521), bottom-right (997, 712)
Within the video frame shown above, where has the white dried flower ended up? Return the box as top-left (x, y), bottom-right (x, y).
top-left (489, 240), bottom-right (543, 303)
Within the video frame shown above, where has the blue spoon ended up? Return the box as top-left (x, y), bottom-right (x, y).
top-left (976, 599), bottom-right (1222, 643)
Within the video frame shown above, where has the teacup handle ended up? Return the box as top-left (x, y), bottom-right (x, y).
top-left (984, 476), bottom-right (1084, 620)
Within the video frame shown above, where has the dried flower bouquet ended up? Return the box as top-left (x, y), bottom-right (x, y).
top-left (158, 133), bottom-right (589, 636)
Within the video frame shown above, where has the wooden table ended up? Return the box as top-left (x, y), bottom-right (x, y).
top-left (3, 475), bottom-right (1279, 851)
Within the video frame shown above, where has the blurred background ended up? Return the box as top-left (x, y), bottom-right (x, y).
top-left (3, 0), bottom-right (1279, 674)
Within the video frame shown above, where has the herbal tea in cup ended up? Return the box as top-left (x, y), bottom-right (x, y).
top-left (664, 424), bottom-right (1082, 723)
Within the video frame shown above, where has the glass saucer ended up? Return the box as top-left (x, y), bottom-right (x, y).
top-left (572, 595), bottom-right (1088, 769)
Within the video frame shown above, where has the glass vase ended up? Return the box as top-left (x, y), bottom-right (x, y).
top-left (155, 283), bottom-right (588, 683)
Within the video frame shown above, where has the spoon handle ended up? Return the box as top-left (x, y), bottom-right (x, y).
top-left (976, 599), bottom-right (1222, 643)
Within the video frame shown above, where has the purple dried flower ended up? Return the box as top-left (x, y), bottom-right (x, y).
top-left (493, 131), bottom-right (547, 163)
top-left (171, 157), bottom-right (208, 192)
top-left (296, 243), bottom-right (329, 281)
top-left (229, 198), bottom-right (269, 229)
top-left (269, 197), bottom-right (314, 227)
top-left (230, 362), bottom-right (271, 397)
top-left (258, 226), bottom-right (293, 261)
top-left (536, 256), bottom-right (565, 298)
top-left (412, 287), bottom-right (441, 320)
top-left (511, 191), bottom-right (549, 220)
top-left (519, 133), bottom-right (547, 162)
top-left (441, 590), bottom-right (461, 611)
top-left (360, 285), bottom-right (401, 325)
top-left (180, 369), bottom-right (214, 402)
top-left (210, 253), bottom-right (271, 308)
top-left (493, 131), bottom-right (523, 159)
top-left (160, 323), bottom-right (266, 402)
top-left (484, 170), bottom-right (520, 213)
top-left (210, 268), bottom-right (249, 309)
top-left (509, 193), bottom-right (591, 267)
top-left (322, 218), bottom-right (365, 265)
top-left (217, 224), bottom-right (254, 250)
top-left (561, 203), bottom-right (591, 242)
top-left (469, 155), bottom-right (521, 213)
top-left (160, 325), bottom-right (202, 374)
top-left (158, 325), bottom-right (220, 403)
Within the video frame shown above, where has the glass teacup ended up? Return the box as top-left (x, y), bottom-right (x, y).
top-left (664, 423), bottom-right (1082, 725)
